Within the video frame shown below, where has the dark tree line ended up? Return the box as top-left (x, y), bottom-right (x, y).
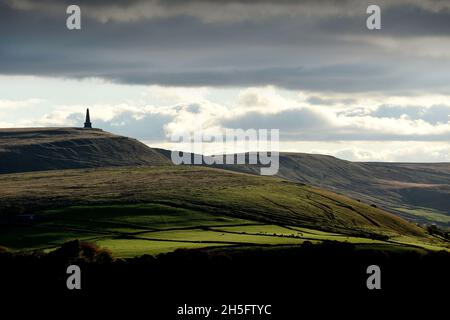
top-left (0, 240), bottom-right (448, 316)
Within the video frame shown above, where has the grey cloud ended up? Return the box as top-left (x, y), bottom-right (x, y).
top-left (307, 96), bottom-right (356, 106)
top-left (68, 110), bottom-right (173, 141)
top-left (7, 1), bottom-right (450, 23)
top-left (108, 65), bottom-right (450, 93)
top-left (2, 0), bottom-right (450, 92)
top-left (184, 104), bottom-right (201, 113)
top-left (372, 105), bottom-right (450, 124)
top-left (221, 108), bottom-right (450, 141)
top-left (222, 109), bottom-right (330, 131)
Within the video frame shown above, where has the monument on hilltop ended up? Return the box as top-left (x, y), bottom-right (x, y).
top-left (84, 108), bottom-right (92, 129)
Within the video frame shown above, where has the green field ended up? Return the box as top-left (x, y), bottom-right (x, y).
top-left (0, 166), bottom-right (447, 257)
top-left (0, 204), bottom-right (322, 256)
top-left (394, 207), bottom-right (450, 225)
top-left (1, 203), bottom-right (447, 257)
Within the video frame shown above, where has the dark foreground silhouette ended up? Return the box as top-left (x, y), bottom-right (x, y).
top-left (1, 241), bottom-right (448, 317)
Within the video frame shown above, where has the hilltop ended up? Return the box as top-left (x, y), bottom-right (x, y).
top-left (0, 127), bottom-right (170, 173)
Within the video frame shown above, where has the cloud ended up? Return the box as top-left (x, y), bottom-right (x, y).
top-left (222, 108), bottom-right (331, 132)
top-left (2, 85), bottom-right (449, 144)
top-left (371, 104), bottom-right (450, 125)
top-left (307, 96), bottom-right (357, 106)
top-left (222, 109), bottom-right (450, 141)
top-left (2, 101), bottom-right (176, 136)
top-left (333, 144), bottom-right (450, 162)
top-left (1, 83), bottom-right (449, 161)
top-left (0, 0), bottom-right (385, 23)
top-left (92, 111), bottom-right (173, 141)
top-left (6, 0), bottom-right (450, 24)
top-left (0, 98), bottom-right (43, 110)
top-left (220, 88), bottom-right (450, 141)
top-left (2, 0), bottom-right (450, 92)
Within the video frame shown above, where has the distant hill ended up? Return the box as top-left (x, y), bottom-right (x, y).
top-left (181, 152), bottom-right (450, 227)
top-left (0, 128), bottom-right (171, 173)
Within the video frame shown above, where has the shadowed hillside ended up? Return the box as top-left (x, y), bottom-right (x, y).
top-left (1, 128), bottom-right (448, 228)
top-left (1, 165), bottom-right (444, 256)
top-left (0, 128), bottom-right (171, 173)
top-left (191, 152), bottom-right (450, 226)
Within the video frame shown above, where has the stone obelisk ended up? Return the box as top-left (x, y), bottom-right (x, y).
top-left (84, 108), bottom-right (92, 129)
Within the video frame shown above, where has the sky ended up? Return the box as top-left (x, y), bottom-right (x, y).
top-left (1, 0), bottom-right (450, 162)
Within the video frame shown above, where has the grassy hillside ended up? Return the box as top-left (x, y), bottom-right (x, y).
top-left (1, 128), bottom-right (447, 228)
top-left (191, 152), bottom-right (450, 227)
top-left (0, 166), bottom-right (445, 257)
top-left (0, 128), bottom-right (170, 173)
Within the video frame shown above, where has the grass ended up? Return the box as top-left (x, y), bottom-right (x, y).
top-left (0, 202), bottom-right (390, 255)
top-left (394, 207), bottom-right (450, 225)
top-left (0, 226), bottom-right (99, 249)
top-left (2, 203), bottom-right (447, 257)
top-left (95, 239), bottom-right (229, 257)
top-left (40, 203), bottom-right (252, 231)
top-left (0, 166), bottom-right (447, 256)
top-left (138, 229), bottom-right (304, 245)
top-left (220, 153), bottom-right (450, 227)
top-left (0, 166), bottom-right (428, 236)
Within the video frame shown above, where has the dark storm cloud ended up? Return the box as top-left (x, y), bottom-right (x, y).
top-left (100, 65), bottom-right (443, 93)
top-left (2, 0), bottom-right (450, 92)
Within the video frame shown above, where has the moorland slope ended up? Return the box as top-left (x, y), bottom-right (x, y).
top-left (0, 128), bottom-right (170, 173)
